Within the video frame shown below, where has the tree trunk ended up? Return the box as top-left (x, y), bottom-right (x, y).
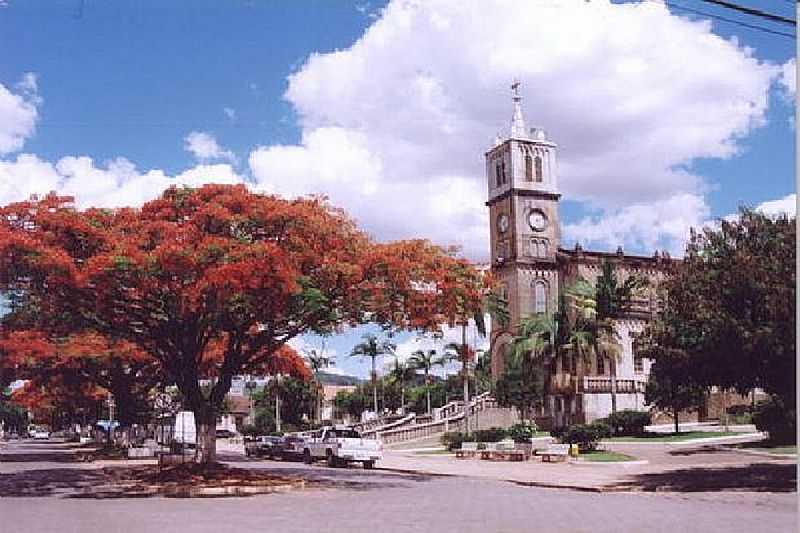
top-left (610, 358), bottom-right (618, 414)
top-left (425, 370), bottom-right (431, 415)
top-left (193, 406), bottom-right (217, 464)
top-left (674, 406), bottom-right (680, 435)
top-left (401, 384), bottom-right (405, 415)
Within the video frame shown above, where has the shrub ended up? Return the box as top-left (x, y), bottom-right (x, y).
top-left (239, 424), bottom-right (259, 436)
top-left (472, 427), bottom-right (508, 443)
top-left (508, 421), bottom-right (538, 443)
top-left (753, 397), bottom-right (796, 444)
top-left (441, 431), bottom-right (468, 451)
top-left (604, 410), bottom-right (651, 436)
top-left (559, 421), bottom-right (611, 451)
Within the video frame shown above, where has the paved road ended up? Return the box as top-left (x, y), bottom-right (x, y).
top-left (1, 439), bottom-right (796, 533)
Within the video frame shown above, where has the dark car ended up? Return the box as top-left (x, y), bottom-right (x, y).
top-left (245, 436), bottom-right (283, 458)
top-left (277, 435), bottom-right (307, 461)
top-left (215, 429), bottom-right (237, 439)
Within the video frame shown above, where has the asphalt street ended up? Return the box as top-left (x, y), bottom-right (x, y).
top-left (0, 440), bottom-right (796, 533)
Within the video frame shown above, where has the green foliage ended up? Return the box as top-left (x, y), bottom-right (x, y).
top-left (558, 421), bottom-right (611, 451)
top-left (601, 410), bottom-right (651, 437)
top-left (239, 424), bottom-right (259, 436)
top-left (494, 342), bottom-right (545, 421)
top-left (753, 397), bottom-right (796, 444)
top-left (0, 397), bottom-right (28, 432)
top-left (641, 210), bottom-right (796, 414)
top-left (440, 427), bottom-right (509, 451)
top-left (471, 427), bottom-right (508, 443)
top-left (441, 431), bottom-right (468, 451)
top-left (508, 421), bottom-right (538, 443)
top-left (645, 348), bottom-right (708, 433)
top-left (254, 377), bottom-right (314, 427)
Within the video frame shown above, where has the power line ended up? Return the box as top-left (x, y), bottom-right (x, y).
top-left (664, 1), bottom-right (796, 39)
top-left (699, 0), bottom-right (796, 26)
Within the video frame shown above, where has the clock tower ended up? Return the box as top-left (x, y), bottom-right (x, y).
top-left (487, 82), bottom-right (561, 378)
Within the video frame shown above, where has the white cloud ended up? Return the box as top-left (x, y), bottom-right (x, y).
top-left (0, 73), bottom-right (40, 155)
top-left (563, 193), bottom-right (711, 257)
top-left (756, 193), bottom-right (796, 218)
top-left (184, 131), bottom-right (236, 163)
top-left (223, 107), bottom-right (236, 121)
top-left (0, 152), bottom-right (243, 209)
top-left (778, 58), bottom-right (796, 98)
top-left (245, 0), bottom-right (779, 259)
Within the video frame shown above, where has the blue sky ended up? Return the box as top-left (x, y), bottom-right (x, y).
top-left (0, 0), bottom-right (795, 378)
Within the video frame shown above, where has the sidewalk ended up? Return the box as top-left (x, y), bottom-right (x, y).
top-left (378, 435), bottom-right (797, 493)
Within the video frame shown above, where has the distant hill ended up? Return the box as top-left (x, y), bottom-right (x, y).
top-left (316, 372), bottom-right (362, 386)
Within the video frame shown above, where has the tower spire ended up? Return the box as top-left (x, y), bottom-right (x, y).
top-left (510, 80), bottom-right (526, 138)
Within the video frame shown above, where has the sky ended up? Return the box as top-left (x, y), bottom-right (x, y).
top-left (0, 0), bottom-right (796, 378)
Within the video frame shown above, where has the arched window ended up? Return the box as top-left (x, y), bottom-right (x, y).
top-left (501, 162), bottom-right (507, 184)
top-left (534, 156), bottom-right (543, 182)
top-left (525, 154), bottom-right (533, 182)
top-left (495, 163), bottom-right (502, 187)
top-left (534, 280), bottom-right (547, 314)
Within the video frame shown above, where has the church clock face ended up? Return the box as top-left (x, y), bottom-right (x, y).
top-left (497, 213), bottom-right (509, 234)
top-left (528, 210), bottom-right (547, 232)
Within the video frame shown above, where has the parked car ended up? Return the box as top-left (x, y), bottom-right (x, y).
top-left (215, 429), bottom-right (236, 439)
top-left (302, 426), bottom-right (382, 469)
top-left (278, 434), bottom-right (308, 461)
top-left (31, 428), bottom-right (51, 440)
top-left (245, 435), bottom-right (282, 458)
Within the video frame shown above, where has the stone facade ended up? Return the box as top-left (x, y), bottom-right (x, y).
top-left (487, 85), bottom-right (676, 427)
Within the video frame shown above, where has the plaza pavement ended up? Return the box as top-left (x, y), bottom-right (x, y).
top-left (376, 433), bottom-right (797, 492)
top-left (0, 438), bottom-right (796, 533)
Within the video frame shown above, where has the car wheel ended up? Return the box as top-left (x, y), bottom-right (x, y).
top-left (303, 449), bottom-right (312, 464)
top-left (363, 460), bottom-right (375, 470)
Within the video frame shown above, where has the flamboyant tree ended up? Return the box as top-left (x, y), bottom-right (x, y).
top-left (0, 185), bottom-right (485, 462)
top-left (0, 330), bottom-right (161, 427)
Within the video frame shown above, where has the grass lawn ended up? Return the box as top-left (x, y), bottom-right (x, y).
top-left (579, 450), bottom-right (637, 462)
top-left (604, 431), bottom-right (742, 443)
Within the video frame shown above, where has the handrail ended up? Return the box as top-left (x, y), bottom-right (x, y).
top-left (360, 413), bottom-right (416, 436)
top-left (377, 392), bottom-right (494, 444)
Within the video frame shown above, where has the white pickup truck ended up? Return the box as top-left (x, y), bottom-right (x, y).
top-left (302, 426), bottom-right (382, 469)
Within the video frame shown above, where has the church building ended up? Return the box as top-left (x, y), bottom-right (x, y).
top-left (486, 83), bottom-right (676, 428)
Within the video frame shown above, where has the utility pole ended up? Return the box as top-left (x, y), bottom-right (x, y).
top-left (462, 322), bottom-right (470, 435)
top-left (275, 376), bottom-right (282, 433)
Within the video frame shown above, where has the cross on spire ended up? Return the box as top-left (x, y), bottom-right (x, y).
top-left (510, 80), bottom-right (526, 138)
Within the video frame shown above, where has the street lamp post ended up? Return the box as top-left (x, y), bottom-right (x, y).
top-left (274, 375), bottom-right (282, 433)
top-left (245, 380), bottom-right (257, 427)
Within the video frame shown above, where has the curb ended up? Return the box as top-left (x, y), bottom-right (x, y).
top-left (571, 459), bottom-right (649, 467)
top-left (723, 447), bottom-right (797, 460)
top-left (601, 433), bottom-right (764, 446)
top-left (161, 479), bottom-right (306, 498)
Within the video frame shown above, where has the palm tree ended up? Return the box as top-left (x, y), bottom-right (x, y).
top-left (349, 333), bottom-right (396, 416)
top-left (388, 358), bottom-right (415, 414)
top-left (408, 349), bottom-right (437, 415)
top-left (304, 344), bottom-right (334, 423)
top-left (594, 261), bottom-right (648, 413)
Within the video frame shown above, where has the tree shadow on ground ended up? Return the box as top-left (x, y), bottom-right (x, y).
top-left (0, 467), bottom-right (107, 497)
top-left (667, 445), bottom-right (737, 457)
top-left (0, 463), bottom-right (434, 498)
top-left (608, 463), bottom-right (797, 493)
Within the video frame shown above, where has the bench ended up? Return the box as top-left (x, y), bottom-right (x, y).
top-left (455, 442), bottom-right (480, 458)
top-left (486, 442), bottom-right (528, 462)
top-left (538, 444), bottom-right (570, 463)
